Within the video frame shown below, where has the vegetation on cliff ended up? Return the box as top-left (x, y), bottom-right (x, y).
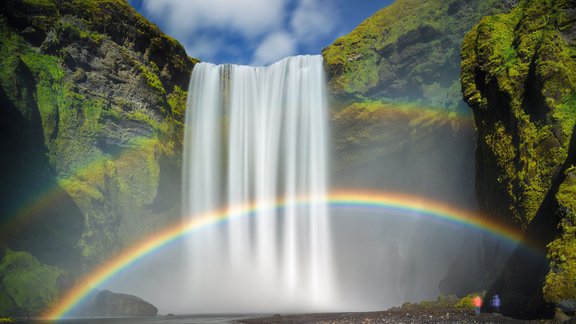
top-left (323, 0), bottom-right (516, 110)
top-left (323, 0), bottom-right (504, 194)
top-left (0, 0), bottom-right (194, 265)
top-left (0, 0), bottom-right (195, 316)
top-left (0, 0), bottom-right (571, 319)
top-left (461, 0), bottom-right (576, 317)
top-left (0, 249), bottom-right (68, 317)
top-left (322, 0), bottom-right (512, 299)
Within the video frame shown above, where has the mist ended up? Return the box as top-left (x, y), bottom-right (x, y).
top-left (94, 63), bottom-right (509, 315)
top-left (329, 103), bottom-right (484, 308)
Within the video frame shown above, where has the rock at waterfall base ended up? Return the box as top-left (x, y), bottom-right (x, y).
top-left (80, 290), bottom-right (157, 317)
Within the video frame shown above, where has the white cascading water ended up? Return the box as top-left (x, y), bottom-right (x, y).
top-left (182, 55), bottom-right (334, 313)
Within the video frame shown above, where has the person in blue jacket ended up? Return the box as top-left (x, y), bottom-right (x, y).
top-left (490, 294), bottom-right (501, 313)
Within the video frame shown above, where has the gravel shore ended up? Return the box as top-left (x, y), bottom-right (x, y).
top-left (237, 308), bottom-right (557, 323)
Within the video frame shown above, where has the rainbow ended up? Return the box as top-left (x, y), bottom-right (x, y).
top-left (0, 138), bottom-right (159, 239)
top-left (44, 190), bottom-right (522, 320)
top-left (1, 105), bottom-right (470, 238)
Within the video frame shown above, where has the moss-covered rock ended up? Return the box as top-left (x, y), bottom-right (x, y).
top-left (322, 0), bottom-right (516, 110)
top-left (0, 249), bottom-right (68, 317)
top-left (323, 0), bottom-right (512, 201)
top-left (0, 19), bottom-right (83, 272)
top-left (0, 0), bottom-right (195, 279)
top-left (544, 156), bottom-right (576, 309)
top-left (461, 0), bottom-right (576, 318)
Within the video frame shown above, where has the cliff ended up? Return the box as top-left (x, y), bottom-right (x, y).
top-left (461, 0), bottom-right (576, 317)
top-left (2, 0), bottom-right (573, 318)
top-left (323, 0), bottom-right (517, 110)
top-left (322, 0), bottom-right (517, 300)
top-left (323, 0), bottom-right (513, 194)
top-left (0, 0), bottom-right (194, 316)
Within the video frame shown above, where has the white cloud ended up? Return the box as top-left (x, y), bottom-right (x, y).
top-left (137, 0), bottom-right (341, 64)
top-left (141, 0), bottom-right (287, 39)
top-left (252, 31), bottom-right (296, 66)
top-left (183, 36), bottom-right (224, 61)
top-left (290, 0), bottom-right (337, 43)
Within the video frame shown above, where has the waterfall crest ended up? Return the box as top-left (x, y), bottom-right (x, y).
top-left (182, 55), bottom-right (334, 312)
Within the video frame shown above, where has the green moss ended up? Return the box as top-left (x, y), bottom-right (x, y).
top-left (125, 111), bottom-right (167, 133)
top-left (56, 20), bottom-right (106, 47)
top-left (398, 295), bottom-right (460, 310)
top-left (59, 177), bottom-right (104, 205)
top-left (0, 0), bottom-right (192, 287)
top-left (462, 0), bottom-right (576, 307)
top-left (544, 228), bottom-right (576, 303)
top-left (20, 53), bottom-right (64, 81)
top-left (554, 94), bottom-right (576, 139)
top-left (455, 295), bottom-right (475, 309)
top-left (0, 250), bottom-right (65, 315)
top-left (461, 0), bottom-right (576, 228)
top-left (0, 289), bottom-right (14, 318)
top-left (20, 52), bottom-right (67, 141)
top-left (167, 85), bottom-right (187, 116)
top-left (22, 0), bottom-right (55, 6)
top-left (0, 19), bottom-right (52, 121)
top-left (138, 62), bottom-right (166, 95)
top-left (0, 15), bottom-right (114, 176)
top-left (115, 138), bottom-right (160, 205)
top-left (455, 293), bottom-right (485, 309)
top-left (323, 0), bottom-right (507, 109)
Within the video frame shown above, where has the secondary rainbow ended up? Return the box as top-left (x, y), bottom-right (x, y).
top-left (44, 190), bottom-right (523, 319)
top-left (0, 138), bottom-right (159, 238)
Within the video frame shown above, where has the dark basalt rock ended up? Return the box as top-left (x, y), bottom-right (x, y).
top-left (82, 290), bottom-right (158, 317)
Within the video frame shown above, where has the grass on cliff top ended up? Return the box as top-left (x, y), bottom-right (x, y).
top-left (15, 0), bottom-right (196, 82)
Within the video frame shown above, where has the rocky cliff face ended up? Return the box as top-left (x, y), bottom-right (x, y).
top-left (0, 0), bottom-right (194, 316)
top-left (322, 0), bottom-right (514, 194)
top-left (78, 289), bottom-right (158, 317)
top-left (0, 249), bottom-right (72, 317)
top-left (323, 0), bottom-right (515, 300)
top-left (461, 0), bottom-right (576, 318)
top-left (323, 0), bottom-right (516, 110)
top-left (331, 101), bottom-right (476, 204)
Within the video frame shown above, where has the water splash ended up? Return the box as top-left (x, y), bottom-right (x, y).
top-left (182, 55), bottom-right (334, 312)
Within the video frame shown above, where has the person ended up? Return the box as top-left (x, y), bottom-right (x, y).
top-left (473, 295), bottom-right (483, 316)
top-left (490, 294), bottom-right (501, 313)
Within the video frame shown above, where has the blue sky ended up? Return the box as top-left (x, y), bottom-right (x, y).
top-left (128, 0), bottom-right (394, 66)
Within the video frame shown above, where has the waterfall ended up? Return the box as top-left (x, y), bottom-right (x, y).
top-left (182, 55), bottom-right (334, 312)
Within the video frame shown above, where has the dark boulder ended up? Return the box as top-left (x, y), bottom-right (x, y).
top-left (83, 290), bottom-right (158, 317)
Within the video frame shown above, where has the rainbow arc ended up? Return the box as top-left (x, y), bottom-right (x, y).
top-left (45, 190), bottom-right (522, 319)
